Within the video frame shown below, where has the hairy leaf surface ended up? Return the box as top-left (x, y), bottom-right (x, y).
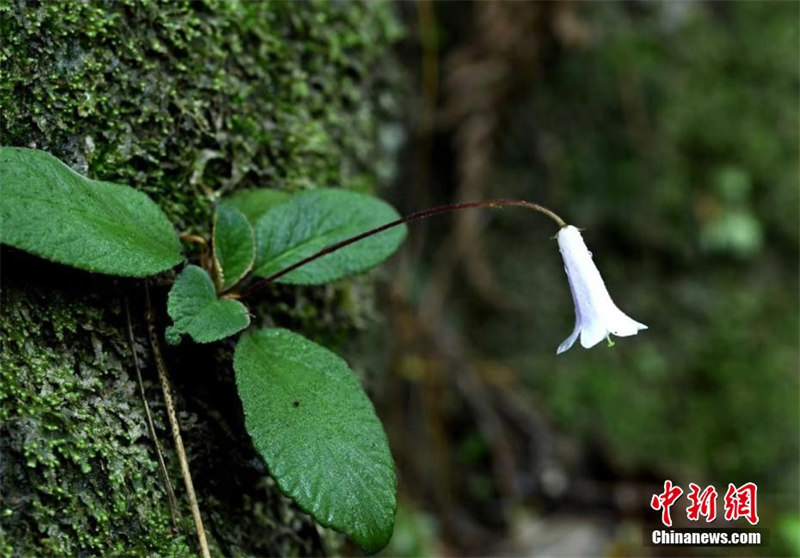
top-left (166, 265), bottom-right (250, 344)
top-left (213, 205), bottom-right (255, 292)
top-left (252, 189), bottom-right (406, 284)
top-left (235, 328), bottom-right (396, 553)
top-left (0, 147), bottom-right (183, 276)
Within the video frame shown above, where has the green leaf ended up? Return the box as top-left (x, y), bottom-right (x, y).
top-left (223, 188), bottom-right (291, 224)
top-left (0, 147), bottom-right (183, 276)
top-left (252, 188), bottom-right (406, 284)
top-left (234, 328), bottom-right (396, 553)
top-left (213, 205), bottom-right (255, 292)
top-left (166, 265), bottom-right (250, 344)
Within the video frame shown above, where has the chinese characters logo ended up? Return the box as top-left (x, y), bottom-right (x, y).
top-left (650, 481), bottom-right (759, 527)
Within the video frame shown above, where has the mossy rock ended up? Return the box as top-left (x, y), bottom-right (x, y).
top-left (0, 0), bottom-right (401, 555)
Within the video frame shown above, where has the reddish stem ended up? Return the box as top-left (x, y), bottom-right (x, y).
top-left (240, 199), bottom-right (565, 299)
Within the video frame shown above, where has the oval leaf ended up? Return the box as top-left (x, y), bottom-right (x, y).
top-left (0, 147), bottom-right (183, 276)
top-left (252, 189), bottom-right (406, 285)
top-left (234, 328), bottom-right (396, 553)
top-left (223, 188), bottom-right (291, 224)
top-left (166, 265), bottom-right (250, 344)
top-left (213, 205), bottom-right (255, 292)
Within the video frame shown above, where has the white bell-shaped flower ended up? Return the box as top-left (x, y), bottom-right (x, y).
top-left (556, 225), bottom-right (647, 354)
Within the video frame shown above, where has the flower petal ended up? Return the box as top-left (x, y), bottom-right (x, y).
top-left (557, 321), bottom-right (581, 354)
top-left (556, 225), bottom-right (647, 353)
top-left (579, 319), bottom-right (608, 348)
top-left (607, 306), bottom-right (648, 337)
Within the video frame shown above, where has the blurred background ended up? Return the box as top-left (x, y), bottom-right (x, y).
top-left (1, 1), bottom-right (796, 556)
top-left (354, 1), bottom-right (798, 556)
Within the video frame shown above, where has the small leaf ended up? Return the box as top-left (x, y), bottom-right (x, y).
top-left (0, 147), bottom-right (183, 276)
top-left (166, 265), bottom-right (250, 344)
top-left (234, 328), bottom-right (396, 553)
top-left (252, 189), bottom-right (406, 284)
top-left (213, 205), bottom-right (255, 292)
top-left (223, 188), bottom-right (291, 224)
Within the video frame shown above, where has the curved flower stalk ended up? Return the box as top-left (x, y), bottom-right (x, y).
top-left (557, 225), bottom-right (647, 354)
top-left (237, 197), bottom-right (646, 355)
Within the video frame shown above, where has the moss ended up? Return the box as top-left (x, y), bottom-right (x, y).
top-left (0, 0), bottom-right (401, 554)
top-left (0, 0), bottom-right (402, 230)
top-left (0, 283), bottom-right (192, 556)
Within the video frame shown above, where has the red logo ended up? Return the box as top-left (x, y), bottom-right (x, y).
top-left (686, 483), bottom-right (718, 522)
top-left (650, 481), bottom-right (759, 526)
top-left (724, 482), bottom-right (759, 525)
top-left (650, 480), bottom-right (684, 527)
